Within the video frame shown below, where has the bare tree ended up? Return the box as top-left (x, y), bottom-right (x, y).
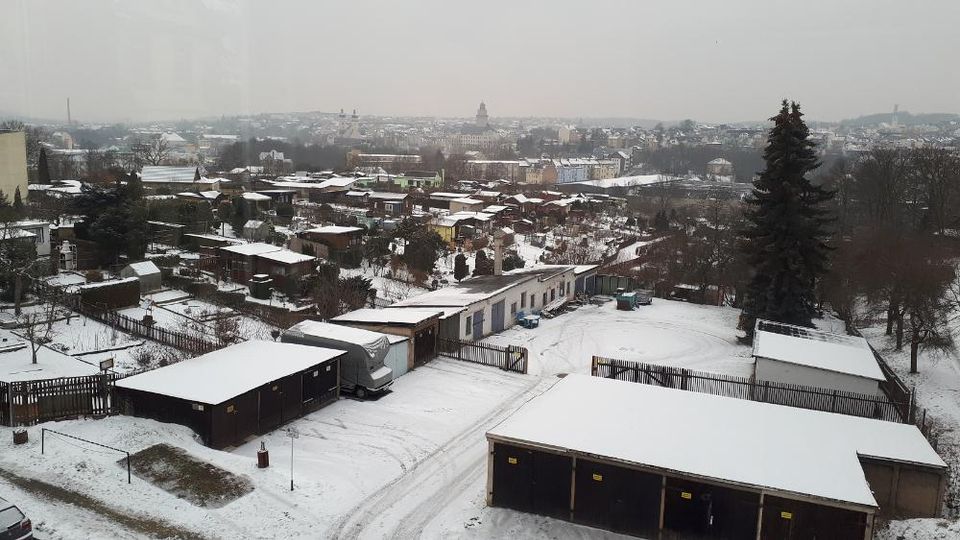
top-left (20, 298), bottom-right (59, 364)
top-left (134, 135), bottom-right (170, 168)
top-left (908, 147), bottom-right (960, 235)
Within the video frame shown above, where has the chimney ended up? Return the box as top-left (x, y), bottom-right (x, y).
top-left (493, 231), bottom-right (503, 276)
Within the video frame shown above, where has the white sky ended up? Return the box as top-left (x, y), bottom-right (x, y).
top-left (1, 0), bottom-right (957, 123)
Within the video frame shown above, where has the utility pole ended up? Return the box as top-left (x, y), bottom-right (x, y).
top-left (287, 427), bottom-right (299, 491)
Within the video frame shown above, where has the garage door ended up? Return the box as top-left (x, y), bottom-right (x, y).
top-left (761, 496), bottom-right (867, 540)
top-left (491, 300), bottom-right (506, 333)
top-left (663, 477), bottom-right (759, 538)
top-left (574, 460), bottom-right (661, 536)
top-left (492, 443), bottom-right (572, 519)
top-left (258, 383), bottom-right (282, 433)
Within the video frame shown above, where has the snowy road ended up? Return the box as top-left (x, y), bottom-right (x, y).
top-left (328, 377), bottom-right (555, 540)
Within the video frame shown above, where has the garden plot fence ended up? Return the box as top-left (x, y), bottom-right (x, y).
top-left (1, 373), bottom-right (121, 427)
top-left (438, 338), bottom-right (528, 374)
top-left (78, 301), bottom-right (219, 355)
top-left (591, 356), bottom-right (906, 423)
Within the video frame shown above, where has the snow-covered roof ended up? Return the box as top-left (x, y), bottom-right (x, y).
top-left (255, 249), bottom-right (315, 265)
top-left (488, 374), bottom-right (944, 509)
top-left (391, 273), bottom-right (537, 309)
top-left (219, 243), bottom-right (281, 256)
top-left (305, 225), bottom-right (363, 235)
top-left (753, 320), bottom-right (885, 381)
top-left (140, 166), bottom-right (202, 184)
top-left (331, 308), bottom-right (442, 326)
top-left (242, 192), bottom-right (272, 201)
top-left (116, 341), bottom-right (344, 405)
top-left (452, 197), bottom-right (483, 205)
top-left (124, 261), bottom-right (160, 276)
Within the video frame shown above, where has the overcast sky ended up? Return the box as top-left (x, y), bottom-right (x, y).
top-left (2, 0), bottom-right (957, 124)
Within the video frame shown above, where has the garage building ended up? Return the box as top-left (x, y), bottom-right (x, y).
top-left (752, 319), bottom-right (885, 395)
top-left (116, 341), bottom-right (343, 449)
top-left (331, 307), bottom-right (441, 368)
top-left (486, 375), bottom-right (945, 539)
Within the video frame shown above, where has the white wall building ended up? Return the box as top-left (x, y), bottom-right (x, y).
top-left (752, 320), bottom-right (886, 396)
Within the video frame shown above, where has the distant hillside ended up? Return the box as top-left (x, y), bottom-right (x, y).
top-left (840, 111), bottom-right (960, 127)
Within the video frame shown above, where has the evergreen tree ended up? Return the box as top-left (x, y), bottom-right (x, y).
top-left (454, 252), bottom-right (469, 281)
top-left (38, 148), bottom-right (51, 185)
top-left (12, 187), bottom-right (23, 217)
top-left (473, 250), bottom-right (494, 276)
top-left (740, 101), bottom-right (833, 338)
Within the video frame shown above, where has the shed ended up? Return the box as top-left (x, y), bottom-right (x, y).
top-left (330, 307), bottom-right (441, 368)
top-left (115, 341), bottom-right (343, 449)
top-left (383, 334), bottom-right (410, 378)
top-left (752, 320), bottom-right (885, 396)
top-left (119, 261), bottom-right (162, 293)
top-left (242, 219), bottom-right (271, 242)
top-left (486, 375), bottom-right (946, 539)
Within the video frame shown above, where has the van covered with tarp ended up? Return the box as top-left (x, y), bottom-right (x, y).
top-left (282, 321), bottom-right (393, 398)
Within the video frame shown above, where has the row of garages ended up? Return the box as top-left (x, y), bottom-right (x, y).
top-left (490, 442), bottom-right (869, 539)
top-left (486, 375), bottom-right (947, 540)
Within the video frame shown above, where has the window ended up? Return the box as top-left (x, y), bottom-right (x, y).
top-left (521, 292), bottom-right (526, 308)
top-left (465, 316), bottom-right (472, 335)
top-left (542, 292), bottom-right (548, 305)
top-left (510, 302), bottom-right (517, 315)
top-left (551, 289), bottom-right (556, 301)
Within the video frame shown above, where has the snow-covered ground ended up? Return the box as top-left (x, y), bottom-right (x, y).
top-left (485, 298), bottom-right (752, 377)
top-left (4, 296), bottom-right (943, 539)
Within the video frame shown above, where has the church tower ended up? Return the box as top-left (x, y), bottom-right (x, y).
top-left (476, 101), bottom-right (489, 128)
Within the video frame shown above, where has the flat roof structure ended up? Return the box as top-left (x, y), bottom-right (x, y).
top-left (219, 243), bottom-right (282, 256)
top-left (753, 320), bottom-right (885, 381)
top-left (331, 308), bottom-right (442, 326)
top-left (116, 341), bottom-right (344, 405)
top-left (304, 225), bottom-right (363, 235)
top-left (488, 374), bottom-right (944, 510)
top-left (255, 249), bottom-right (316, 264)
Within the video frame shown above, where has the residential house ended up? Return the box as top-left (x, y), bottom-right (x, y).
top-left (294, 226), bottom-right (363, 264)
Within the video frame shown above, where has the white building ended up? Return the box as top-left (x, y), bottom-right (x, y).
top-left (752, 320), bottom-right (886, 396)
top-left (391, 265), bottom-right (576, 340)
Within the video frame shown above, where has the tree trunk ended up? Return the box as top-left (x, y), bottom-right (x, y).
top-left (895, 314), bottom-right (904, 350)
top-left (886, 301), bottom-right (895, 335)
top-left (13, 274), bottom-right (23, 316)
top-left (910, 339), bottom-right (919, 374)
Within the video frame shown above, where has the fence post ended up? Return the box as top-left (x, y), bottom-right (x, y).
top-left (831, 390), bottom-right (837, 413)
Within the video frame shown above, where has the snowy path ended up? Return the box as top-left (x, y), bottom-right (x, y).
top-left (328, 376), bottom-right (555, 539)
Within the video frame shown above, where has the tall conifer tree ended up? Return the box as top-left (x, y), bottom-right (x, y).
top-left (740, 101), bottom-right (833, 338)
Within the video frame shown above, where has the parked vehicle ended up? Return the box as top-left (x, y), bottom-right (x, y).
top-left (0, 498), bottom-right (32, 540)
top-left (282, 321), bottom-right (393, 398)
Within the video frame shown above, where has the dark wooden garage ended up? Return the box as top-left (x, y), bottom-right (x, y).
top-left (486, 375), bottom-right (947, 540)
top-left (116, 341), bottom-right (343, 449)
top-left (491, 442), bottom-right (571, 520)
top-left (573, 459), bottom-right (661, 536)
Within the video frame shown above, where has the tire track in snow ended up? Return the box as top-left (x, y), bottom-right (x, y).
top-left (327, 376), bottom-right (555, 540)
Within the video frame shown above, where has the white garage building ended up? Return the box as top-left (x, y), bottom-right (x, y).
top-left (752, 320), bottom-right (886, 396)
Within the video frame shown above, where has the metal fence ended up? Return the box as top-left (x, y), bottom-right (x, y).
top-left (591, 356), bottom-right (906, 423)
top-left (1, 373), bottom-right (121, 427)
top-left (438, 338), bottom-right (528, 374)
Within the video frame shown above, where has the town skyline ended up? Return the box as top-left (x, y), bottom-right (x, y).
top-left (3, 0), bottom-right (958, 124)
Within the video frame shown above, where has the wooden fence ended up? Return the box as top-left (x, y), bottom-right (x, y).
top-left (591, 356), bottom-right (906, 423)
top-left (1, 374), bottom-right (121, 427)
top-left (78, 302), bottom-right (219, 355)
top-left (438, 338), bottom-right (528, 374)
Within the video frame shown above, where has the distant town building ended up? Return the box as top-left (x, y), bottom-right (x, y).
top-left (476, 101), bottom-right (489, 128)
top-left (706, 157), bottom-right (734, 177)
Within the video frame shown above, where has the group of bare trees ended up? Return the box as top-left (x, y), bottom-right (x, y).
top-left (820, 147), bottom-right (960, 372)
